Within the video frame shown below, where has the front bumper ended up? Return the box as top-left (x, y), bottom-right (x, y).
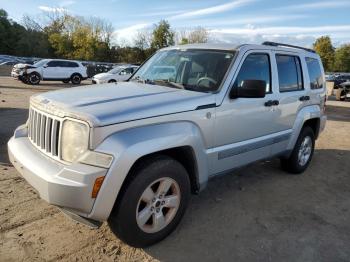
top-left (91, 78), bottom-right (107, 84)
top-left (8, 136), bottom-right (108, 216)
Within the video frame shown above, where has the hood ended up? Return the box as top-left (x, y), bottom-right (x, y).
top-left (31, 82), bottom-right (215, 127)
top-left (93, 72), bottom-right (113, 79)
top-left (14, 63), bottom-right (32, 69)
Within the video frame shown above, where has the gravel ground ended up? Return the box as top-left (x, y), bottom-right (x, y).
top-left (0, 76), bottom-right (350, 262)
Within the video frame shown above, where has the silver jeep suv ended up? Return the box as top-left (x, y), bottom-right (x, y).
top-left (8, 42), bottom-right (327, 247)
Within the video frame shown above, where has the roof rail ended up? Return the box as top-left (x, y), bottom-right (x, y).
top-left (262, 41), bottom-right (316, 53)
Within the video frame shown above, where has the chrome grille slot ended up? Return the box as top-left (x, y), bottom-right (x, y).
top-left (28, 107), bottom-right (62, 159)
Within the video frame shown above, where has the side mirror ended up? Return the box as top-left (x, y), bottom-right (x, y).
top-left (229, 80), bottom-right (266, 99)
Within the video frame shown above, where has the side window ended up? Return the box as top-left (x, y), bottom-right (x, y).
top-left (67, 62), bottom-right (79, 68)
top-left (120, 68), bottom-right (133, 75)
top-left (46, 61), bottom-right (59, 67)
top-left (305, 57), bottom-right (323, 89)
top-left (234, 53), bottom-right (271, 92)
top-left (276, 55), bottom-right (303, 92)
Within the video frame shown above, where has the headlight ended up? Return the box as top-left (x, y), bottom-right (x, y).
top-left (61, 120), bottom-right (89, 162)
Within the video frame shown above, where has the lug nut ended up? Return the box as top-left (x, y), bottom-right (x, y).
top-left (156, 208), bottom-right (160, 213)
top-left (161, 201), bottom-right (165, 205)
top-left (151, 207), bottom-right (154, 212)
top-left (152, 198), bottom-right (156, 202)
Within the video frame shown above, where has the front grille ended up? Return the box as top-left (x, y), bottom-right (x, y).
top-left (28, 107), bottom-right (62, 158)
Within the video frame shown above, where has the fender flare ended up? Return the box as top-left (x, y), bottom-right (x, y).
top-left (87, 121), bottom-right (209, 221)
top-left (286, 105), bottom-right (321, 151)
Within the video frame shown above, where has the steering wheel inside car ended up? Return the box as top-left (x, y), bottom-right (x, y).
top-left (196, 77), bottom-right (217, 89)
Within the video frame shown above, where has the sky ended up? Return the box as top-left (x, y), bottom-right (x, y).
top-left (1, 0), bottom-right (350, 47)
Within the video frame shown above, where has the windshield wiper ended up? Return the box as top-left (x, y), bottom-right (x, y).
top-left (152, 79), bottom-right (185, 89)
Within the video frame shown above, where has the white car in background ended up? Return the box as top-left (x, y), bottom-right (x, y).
top-left (92, 65), bottom-right (139, 84)
top-left (12, 59), bottom-right (88, 85)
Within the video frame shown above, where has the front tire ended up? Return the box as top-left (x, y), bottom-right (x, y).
top-left (28, 72), bottom-right (41, 85)
top-left (108, 155), bottom-right (191, 247)
top-left (62, 79), bottom-right (70, 83)
top-left (281, 126), bottom-right (315, 174)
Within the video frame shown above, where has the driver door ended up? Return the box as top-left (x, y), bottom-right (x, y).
top-left (211, 51), bottom-right (282, 174)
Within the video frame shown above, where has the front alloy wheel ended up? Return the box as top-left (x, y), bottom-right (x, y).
top-left (136, 177), bottom-right (181, 233)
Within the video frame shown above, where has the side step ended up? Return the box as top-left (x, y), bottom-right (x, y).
top-left (59, 208), bottom-right (102, 229)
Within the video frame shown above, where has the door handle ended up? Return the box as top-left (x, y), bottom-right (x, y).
top-left (264, 100), bottom-right (279, 107)
top-left (299, 96), bottom-right (310, 101)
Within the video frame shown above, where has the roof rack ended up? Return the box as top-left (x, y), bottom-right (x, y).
top-left (262, 41), bottom-right (316, 53)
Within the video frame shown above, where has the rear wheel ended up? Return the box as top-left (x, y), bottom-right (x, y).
top-left (281, 126), bottom-right (315, 174)
top-left (28, 72), bottom-right (41, 85)
top-left (339, 90), bottom-right (346, 101)
top-left (108, 79), bottom-right (116, 83)
top-left (108, 155), bottom-right (191, 247)
top-left (71, 74), bottom-right (82, 85)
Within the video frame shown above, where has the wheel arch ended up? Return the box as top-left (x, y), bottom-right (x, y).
top-left (287, 105), bottom-right (322, 151)
top-left (87, 121), bottom-right (208, 221)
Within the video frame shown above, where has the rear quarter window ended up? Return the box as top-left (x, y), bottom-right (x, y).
top-left (276, 54), bottom-right (303, 92)
top-left (305, 57), bottom-right (324, 89)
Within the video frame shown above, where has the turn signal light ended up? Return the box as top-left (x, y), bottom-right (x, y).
top-left (92, 176), bottom-right (105, 198)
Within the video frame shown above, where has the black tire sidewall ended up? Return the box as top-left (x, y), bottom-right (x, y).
top-left (108, 156), bottom-right (191, 247)
top-left (29, 73), bottom-right (40, 85)
top-left (71, 74), bottom-right (81, 84)
top-left (284, 126), bottom-right (315, 174)
top-left (108, 79), bottom-right (116, 83)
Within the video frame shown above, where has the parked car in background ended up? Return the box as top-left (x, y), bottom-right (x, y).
top-left (13, 59), bottom-right (88, 85)
top-left (92, 65), bottom-right (139, 84)
top-left (0, 61), bottom-right (19, 66)
top-left (330, 74), bottom-right (350, 89)
top-left (336, 80), bottom-right (350, 101)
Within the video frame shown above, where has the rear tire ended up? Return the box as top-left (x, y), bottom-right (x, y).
top-left (70, 74), bottom-right (82, 85)
top-left (339, 90), bottom-right (346, 101)
top-left (108, 155), bottom-right (191, 247)
top-left (281, 126), bottom-right (315, 174)
top-left (108, 79), bottom-right (116, 83)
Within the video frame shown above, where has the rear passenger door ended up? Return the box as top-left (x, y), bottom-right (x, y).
top-left (270, 52), bottom-right (308, 154)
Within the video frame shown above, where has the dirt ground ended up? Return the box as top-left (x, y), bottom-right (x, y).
top-left (0, 76), bottom-right (350, 262)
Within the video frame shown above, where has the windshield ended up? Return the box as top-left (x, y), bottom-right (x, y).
top-left (131, 49), bottom-right (235, 92)
top-left (33, 59), bottom-right (49, 67)
top-left (108, 66), bottom-right (124, 74)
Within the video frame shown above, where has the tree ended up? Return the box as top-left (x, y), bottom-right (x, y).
top-left (151, 20), bottom-right (174, 50)
top-left (313, 36), bottom-right (335, 72)
top-left (334, 44), bottom-right (350, 72)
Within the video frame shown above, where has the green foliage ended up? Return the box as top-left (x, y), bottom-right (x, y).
top-left (313, 36), bottom-right (335, 72)
top-left (151, 20), bottom-right (174, 50)
top-left (1, 8), bottom-right (349, 71)
top-left (334, 44), bottom-right (350, 72)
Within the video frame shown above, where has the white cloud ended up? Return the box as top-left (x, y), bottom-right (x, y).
top-left (276, 0), bottom-right (350, 10)
top-left (38, 6), bottom-right (67, 13)
top-left (210, 25), bottom-right (350, 36)
top-left (185, 14), bottom-right (307, 28)
top-left (208, 25), bottom-right (350, 47)
top-left (170, 0), bottom-right (256, 20)
top-left (113, 23), bottom-right (151, 45)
